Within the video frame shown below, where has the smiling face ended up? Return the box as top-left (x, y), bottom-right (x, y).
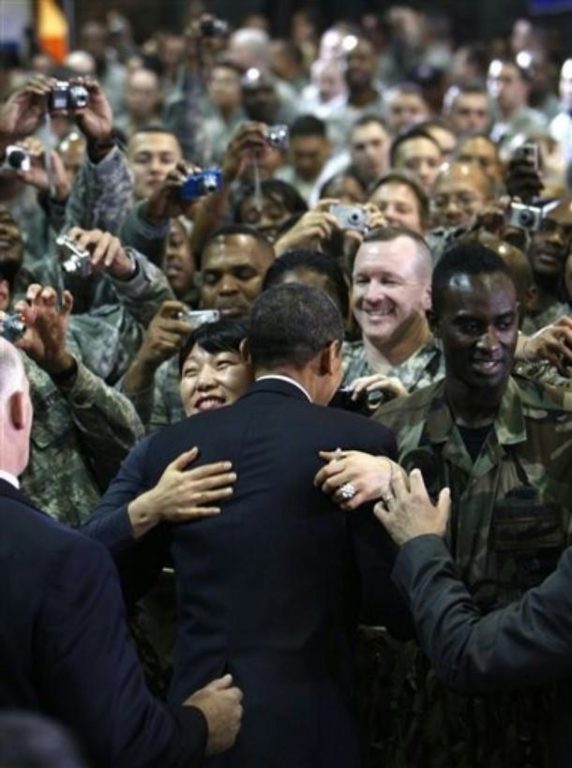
top-left (200, 234), bottom-right (274, 318)
top-left (528, 201), bottom-right (572, 279)
top-left (352, 235), bottom-right (431, 350)
top-left (369, 181), bottom-right (424, 233)
top-left (179, 343), bottom-right (253, 415)
top-left (437, 271), bottom-right (518, 392)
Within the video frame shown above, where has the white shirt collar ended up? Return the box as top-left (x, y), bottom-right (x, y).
top-left (255, 374), bottom-right (312, 402)
top-left (0, 470), bottom-right (19, 489)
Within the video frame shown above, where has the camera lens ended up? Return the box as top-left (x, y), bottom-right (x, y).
top-left (7, 150), bottom-right (26, 169)
top-left (518, 211), bottom-right (534, 227)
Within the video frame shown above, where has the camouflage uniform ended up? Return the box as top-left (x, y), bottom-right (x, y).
top-left (20, 351), bottom-right (144, 527)
top-left (120, 355), bottom-right (185, 432)
top-left (40, 250), bottom-right (173, 384)
top-left (521, 301), bottom-right (571, 336)
top-left (342, 337), bottom-right (445, 392)
top-left (359, 376), bottom-right (572, 767)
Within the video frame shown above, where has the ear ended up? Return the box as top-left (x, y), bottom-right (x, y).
top-left (427, 309), bottom-right (439, 336)
top-left (422, 285), bottom-right (432, 312)
top-left (319, 340), bottom-right (342, 376)
top-left (239, 338), bottom-right (252, 364)
top-left (8, 391), bottom-right (26, 430)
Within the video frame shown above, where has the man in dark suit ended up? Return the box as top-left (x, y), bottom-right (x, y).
top-left (0, 333), bottom-right (243, 767)
top-left (84, 283), bottom-right (402, 767)
top-left (377, 467), bottom-right (572, 767)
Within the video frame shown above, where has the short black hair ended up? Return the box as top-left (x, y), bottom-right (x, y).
top-left (351, 113), bottom-right (389, 134)
top-left (248, 283), bottom-right (344, 369)
top-left (127, 124), bottom-right (178, 140)
top-left (233, 179), bottom-right (308, 220)
top-left (262, 249), bottom-right (349, 317)
top-left (201, 224), bottom-right (275, 259)
top-left (432, 242), bottom-right (513, 317)
top-left (369, 171), bottom-right (429, 225)
top-left (179, 318), bottom-right (249, 374)
top-left (390, 126), bottom-right (441, 167)
top-left (290, 114), bottom-right (327, 139)
top-left (318, 171), bottom-right (365, 200)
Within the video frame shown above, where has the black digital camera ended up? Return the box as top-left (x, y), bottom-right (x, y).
top-left (200, 17), bottom-right (229, 37)
top-left (48, 81), bottom-right (89, 112)
top-left (57, 234), bottom-right (92, 278)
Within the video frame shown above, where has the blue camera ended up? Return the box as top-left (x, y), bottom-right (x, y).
top-left (180, 169), bottom-right (224, 201)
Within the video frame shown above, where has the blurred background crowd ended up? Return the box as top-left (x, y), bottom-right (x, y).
top-left (4, 0), bottom-right (572, 765)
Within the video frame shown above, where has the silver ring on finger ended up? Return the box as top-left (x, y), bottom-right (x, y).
top-left (339, 482), bottom-right (357, 501)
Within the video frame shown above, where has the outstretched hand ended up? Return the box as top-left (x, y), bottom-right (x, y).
top-left (373, 468), bottom-right (451, 546)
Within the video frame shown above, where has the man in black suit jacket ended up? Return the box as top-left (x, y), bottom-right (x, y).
top-left (0, 335), bottom-right (243, 766)
top-left (84, 283), bottom-right (403, 767)
top-left (377, 467), bottom-right (572, 767)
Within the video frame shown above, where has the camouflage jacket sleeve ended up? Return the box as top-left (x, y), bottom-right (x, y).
top-left (116, 356), bottom-right (184, 432)
top-left (109, 247), bottom-right (175, 328)
top-left (148, 357), bottom-right (186, 432)
top-left (64, 145), bottom-right (133, 235)
top-left (60, 358), bottom-right (145, 488)
top-left (119, 201), bottom-right (169, 267)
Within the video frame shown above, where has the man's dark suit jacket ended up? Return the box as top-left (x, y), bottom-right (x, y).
top-left (85, 378), bottom-right (404, 768)
top-left (393, 533), bottom-right (572, 767)
top-left (0, 479), bottom-right (207, 767)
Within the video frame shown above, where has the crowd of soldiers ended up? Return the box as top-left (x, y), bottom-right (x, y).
top-left (3, 5), bottom-right (572, 766)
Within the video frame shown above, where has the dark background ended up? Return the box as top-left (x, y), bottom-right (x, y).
top-left (66, 0), bottom-right (572, 45)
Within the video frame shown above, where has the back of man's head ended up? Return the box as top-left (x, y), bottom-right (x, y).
top-left (248, 283), bottom-right (344, 371)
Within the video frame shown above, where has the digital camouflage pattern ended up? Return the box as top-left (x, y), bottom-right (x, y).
top-left (521, 301), bottom-right (570, 336)
top-left (342, 337), bottom-right (444, 392)
top-left (358, 376), bottom-right (572, 767)
top-left (20, 352), bottom-right (144, 526)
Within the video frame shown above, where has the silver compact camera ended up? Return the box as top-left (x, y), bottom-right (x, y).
top-left (2, 146), bottom-right (31, 172)
top-left (266, 124), bottom-right (289, 149)
top-left (177, 309), bottom-right (220, 329)
top-left (507, 202), bottom-right (543, 232)
top-left (0, 313), bottom-right (26, 342)
top-left (57, 234), bottom-right (92, 278)
top-left (48, 81), bottom-right (89, 112)
top-left (329, 204), bottom-right (368, 234)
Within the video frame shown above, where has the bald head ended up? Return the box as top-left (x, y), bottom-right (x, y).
top-left (0, 337), bottom-right (25, 401)
top-left (430, 161), bottom-right (492, 229)
top-left (0, 338), bottom-right (31, 477)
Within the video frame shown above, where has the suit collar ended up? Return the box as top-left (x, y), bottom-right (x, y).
top-left (244, 377), bottom-right (311, 402)
top-left (0, 479), bottom-right (46, 514)
top-left (255, 375), bottom-right (311, 401)
top-left (0, 478), bottom-right (28, 503)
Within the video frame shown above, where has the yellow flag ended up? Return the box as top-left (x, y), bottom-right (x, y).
top-left (37, 0), bottom-right (69, 63)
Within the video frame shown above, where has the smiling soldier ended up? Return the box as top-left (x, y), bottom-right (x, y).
top-left (360, 241), bottom-right (572, 764)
